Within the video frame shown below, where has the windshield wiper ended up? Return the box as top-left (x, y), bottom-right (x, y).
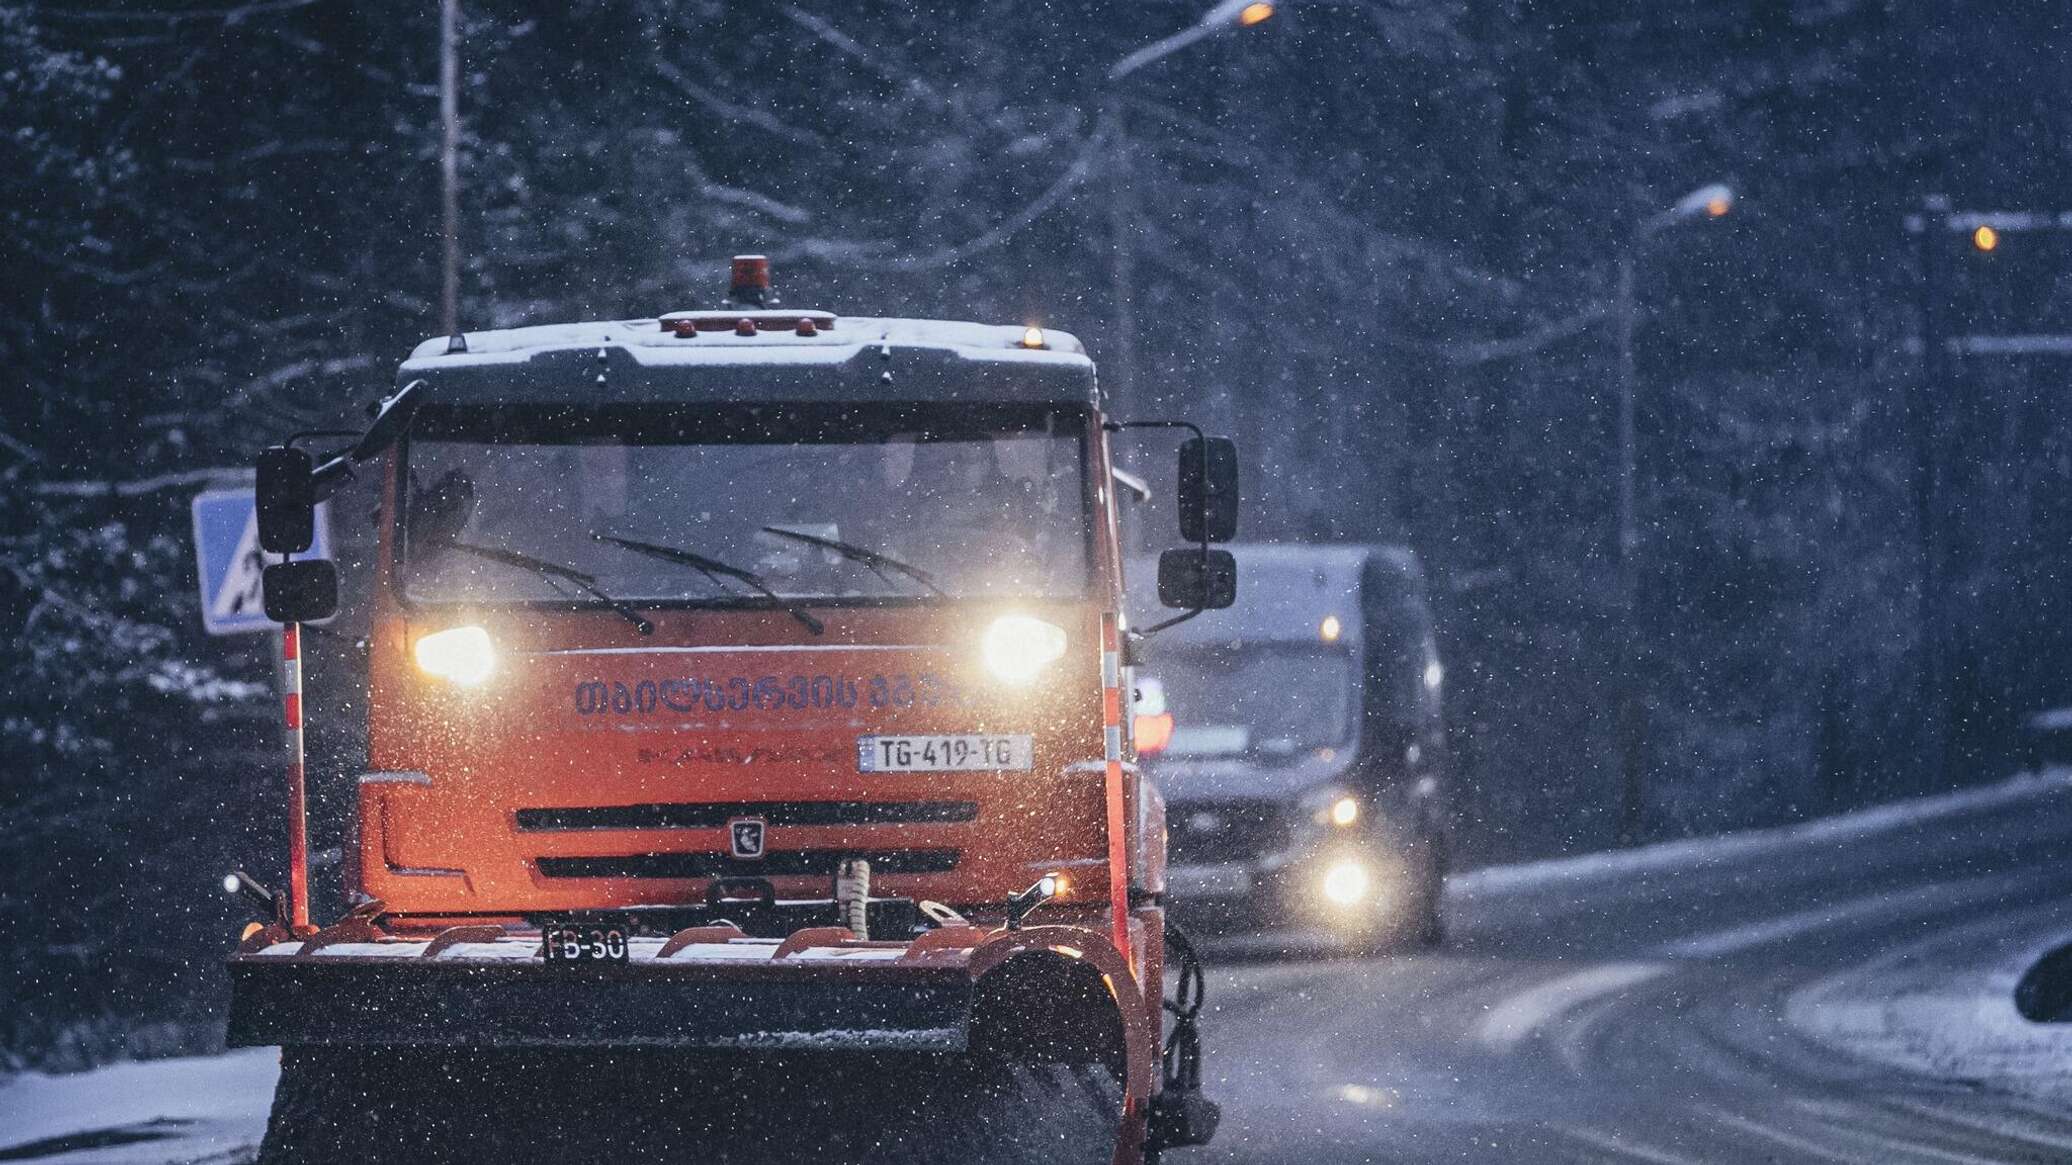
top-left (590, 532), bottom-right (824, 636)
top-left (441, 539), bottom-right (654, 634)
top-left (757, 527), bottom-right (945, 597)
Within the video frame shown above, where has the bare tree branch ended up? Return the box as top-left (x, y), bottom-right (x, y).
top-left (651, 58), bottom-right (825, 147)
top-left (791, 133), bottom-right (1103, 273)
top-left (30, 466), bottom-right (251, 498)
top-left (779, 6), bottom-right (950, 112)
top-left (1439, 303), bottom-right (1608, 364)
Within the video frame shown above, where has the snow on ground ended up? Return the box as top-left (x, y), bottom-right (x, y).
top-left (1787, 897), bottom-right (2072, 1108)
top-left (0, 1047), bottom-right (276, 1162)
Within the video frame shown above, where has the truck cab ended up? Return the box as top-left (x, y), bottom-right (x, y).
top-left (360, 323), bottom-right (1121, 925)
top-left (1129, 543), bottom-right (1448, 948)
top-left (229, 263), bottom-right (1235, 1163)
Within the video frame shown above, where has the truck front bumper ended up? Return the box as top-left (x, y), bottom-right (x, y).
top-left (227, 931), bottom-right (973, 1052)
top-left (1164, 843), bottom-right (1419, 932)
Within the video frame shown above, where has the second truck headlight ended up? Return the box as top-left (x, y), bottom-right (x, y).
top-left (1298, 784), bottom-right (1362, 830)
top-left (981, 614), bottom-right (1067, 684)
top-left (414, 625), bottom-right (496, 685)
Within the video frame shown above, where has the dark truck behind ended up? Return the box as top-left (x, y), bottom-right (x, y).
top-left (1130, 543), bottom-right (1448, 949)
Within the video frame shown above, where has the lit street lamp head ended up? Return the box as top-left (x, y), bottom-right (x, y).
top-left (1640, 183), bottom-right (1735, 238)
top-left (1674, 183), bottom-right (1734, 220)
top-left (1108, 0), bottom-right (1276, 81)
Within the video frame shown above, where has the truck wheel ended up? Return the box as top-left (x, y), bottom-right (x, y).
top-left (255, 1048), bottom-right (329, 1164)
top-left (905, 1061), bottom-right (1123, 1165)
top-left (258, 1047), bottom-right (431, 1165)
top-left (1410, 831), bottom-right (1448, 949)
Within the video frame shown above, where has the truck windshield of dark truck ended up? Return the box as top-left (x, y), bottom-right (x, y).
top-left (1157, 644), bottom-right (1358, 761)
top-left (398, 401), bottom-right (1092, 605)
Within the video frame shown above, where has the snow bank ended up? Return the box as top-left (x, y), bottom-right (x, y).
top-left (1451, 768), bottom-right (2072, 901)
top-left (1787, 898), bottom-right (2072, 1106)
top-left (0, 1046), bottom-right (277, 1161)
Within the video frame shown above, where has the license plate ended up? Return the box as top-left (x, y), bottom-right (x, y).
top-left (542, 921), bottom-right (630, 964)
top-left (858, 734), bottom-right (1034, 772)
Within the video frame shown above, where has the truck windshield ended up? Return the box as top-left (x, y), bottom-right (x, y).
top-left (1152, 646), bottom-right (1357, 761)
top-left (399, 406), bottom-right (1090, 605)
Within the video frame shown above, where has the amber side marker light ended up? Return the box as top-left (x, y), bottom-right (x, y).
top-left (1135, 711), bottom-right (1175, 755)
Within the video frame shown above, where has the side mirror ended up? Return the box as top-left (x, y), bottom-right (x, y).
top-left (263, 560), bottom-right (339, 624)
top-left (353, 379), bottom-right (429, 462)
top-left (1177, 436), bottom-right (1238, 543)
top-left (1158, 548), bottom-right (1237, 611)
top-left (255, 446), bottom-right (316, 554)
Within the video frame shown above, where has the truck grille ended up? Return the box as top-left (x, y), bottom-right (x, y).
top-left (534, 849), bottom-right (960, 879)
top-left (1165, 799), bottom-right (1290, 865)
top-left (516, 801), bottom-right (978, 832)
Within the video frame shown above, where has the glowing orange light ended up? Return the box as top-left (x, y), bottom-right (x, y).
top-left (1973, 225), bottom-right (1999, 252)
top-left (1135, 711), bottom-right (1175, 755)
top-left (1238, 2), bottom-right (1274, 26)
top-left (1706, 196), bottom-right (1730, 218)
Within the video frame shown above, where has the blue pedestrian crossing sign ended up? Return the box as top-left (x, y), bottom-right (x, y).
top-left (191, 487), bottom-right (332, 635)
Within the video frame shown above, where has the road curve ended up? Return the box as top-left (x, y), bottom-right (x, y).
top-left (1194, 776), bottom-right (2072, 1164)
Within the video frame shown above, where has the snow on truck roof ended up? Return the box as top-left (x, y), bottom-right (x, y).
top-left (398, 314), bottom-right (1099, 408)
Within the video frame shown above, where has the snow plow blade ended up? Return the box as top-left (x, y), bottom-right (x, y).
top-left (226, 927), bottom-right (974, 1052)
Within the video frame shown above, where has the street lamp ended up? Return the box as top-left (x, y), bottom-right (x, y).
top-left (1103, 0), bottom-right (1274, 429)
top-left (1614, 182), bottom-right (1734, 847)
top-left (1108, 0), bottom-right (1273, 83)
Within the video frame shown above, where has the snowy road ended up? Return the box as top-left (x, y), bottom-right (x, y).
top-left (1197, 772), bottom-right (2072, 1163)
top-left (8, 775), bottom-right (2072, 1163)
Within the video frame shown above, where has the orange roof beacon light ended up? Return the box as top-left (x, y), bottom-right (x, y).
top-left (223, 257), bottom-right (1242, 1162)
top-left (1238, 2), bottom-right (1274, 27)
top-left (1973, 224), bottom-right (2000, 252)
top-left (729, 253), bottom-right (771, 306)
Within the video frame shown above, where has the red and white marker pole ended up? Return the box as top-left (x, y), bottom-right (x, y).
top-left (282, 622), bottom-right (311, 931)
top-left (1100, 612), bottom-right (1134, 970)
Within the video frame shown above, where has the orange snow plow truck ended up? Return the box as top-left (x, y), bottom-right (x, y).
top-left (226, 258), bottom-right (1239, 1164)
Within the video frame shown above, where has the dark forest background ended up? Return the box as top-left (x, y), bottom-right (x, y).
top-left (7, 0), bottom-right (2072, 1070)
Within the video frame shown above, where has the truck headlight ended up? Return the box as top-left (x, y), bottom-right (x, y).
top-left (1321, 859), bottom-right (1371, 905)
top-left (1298, 784), bottom-right (1361, 829)
top-left (414, 625), bottom-right (496, 685)
top-left (981, 615), bottom-right (1067, 684)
